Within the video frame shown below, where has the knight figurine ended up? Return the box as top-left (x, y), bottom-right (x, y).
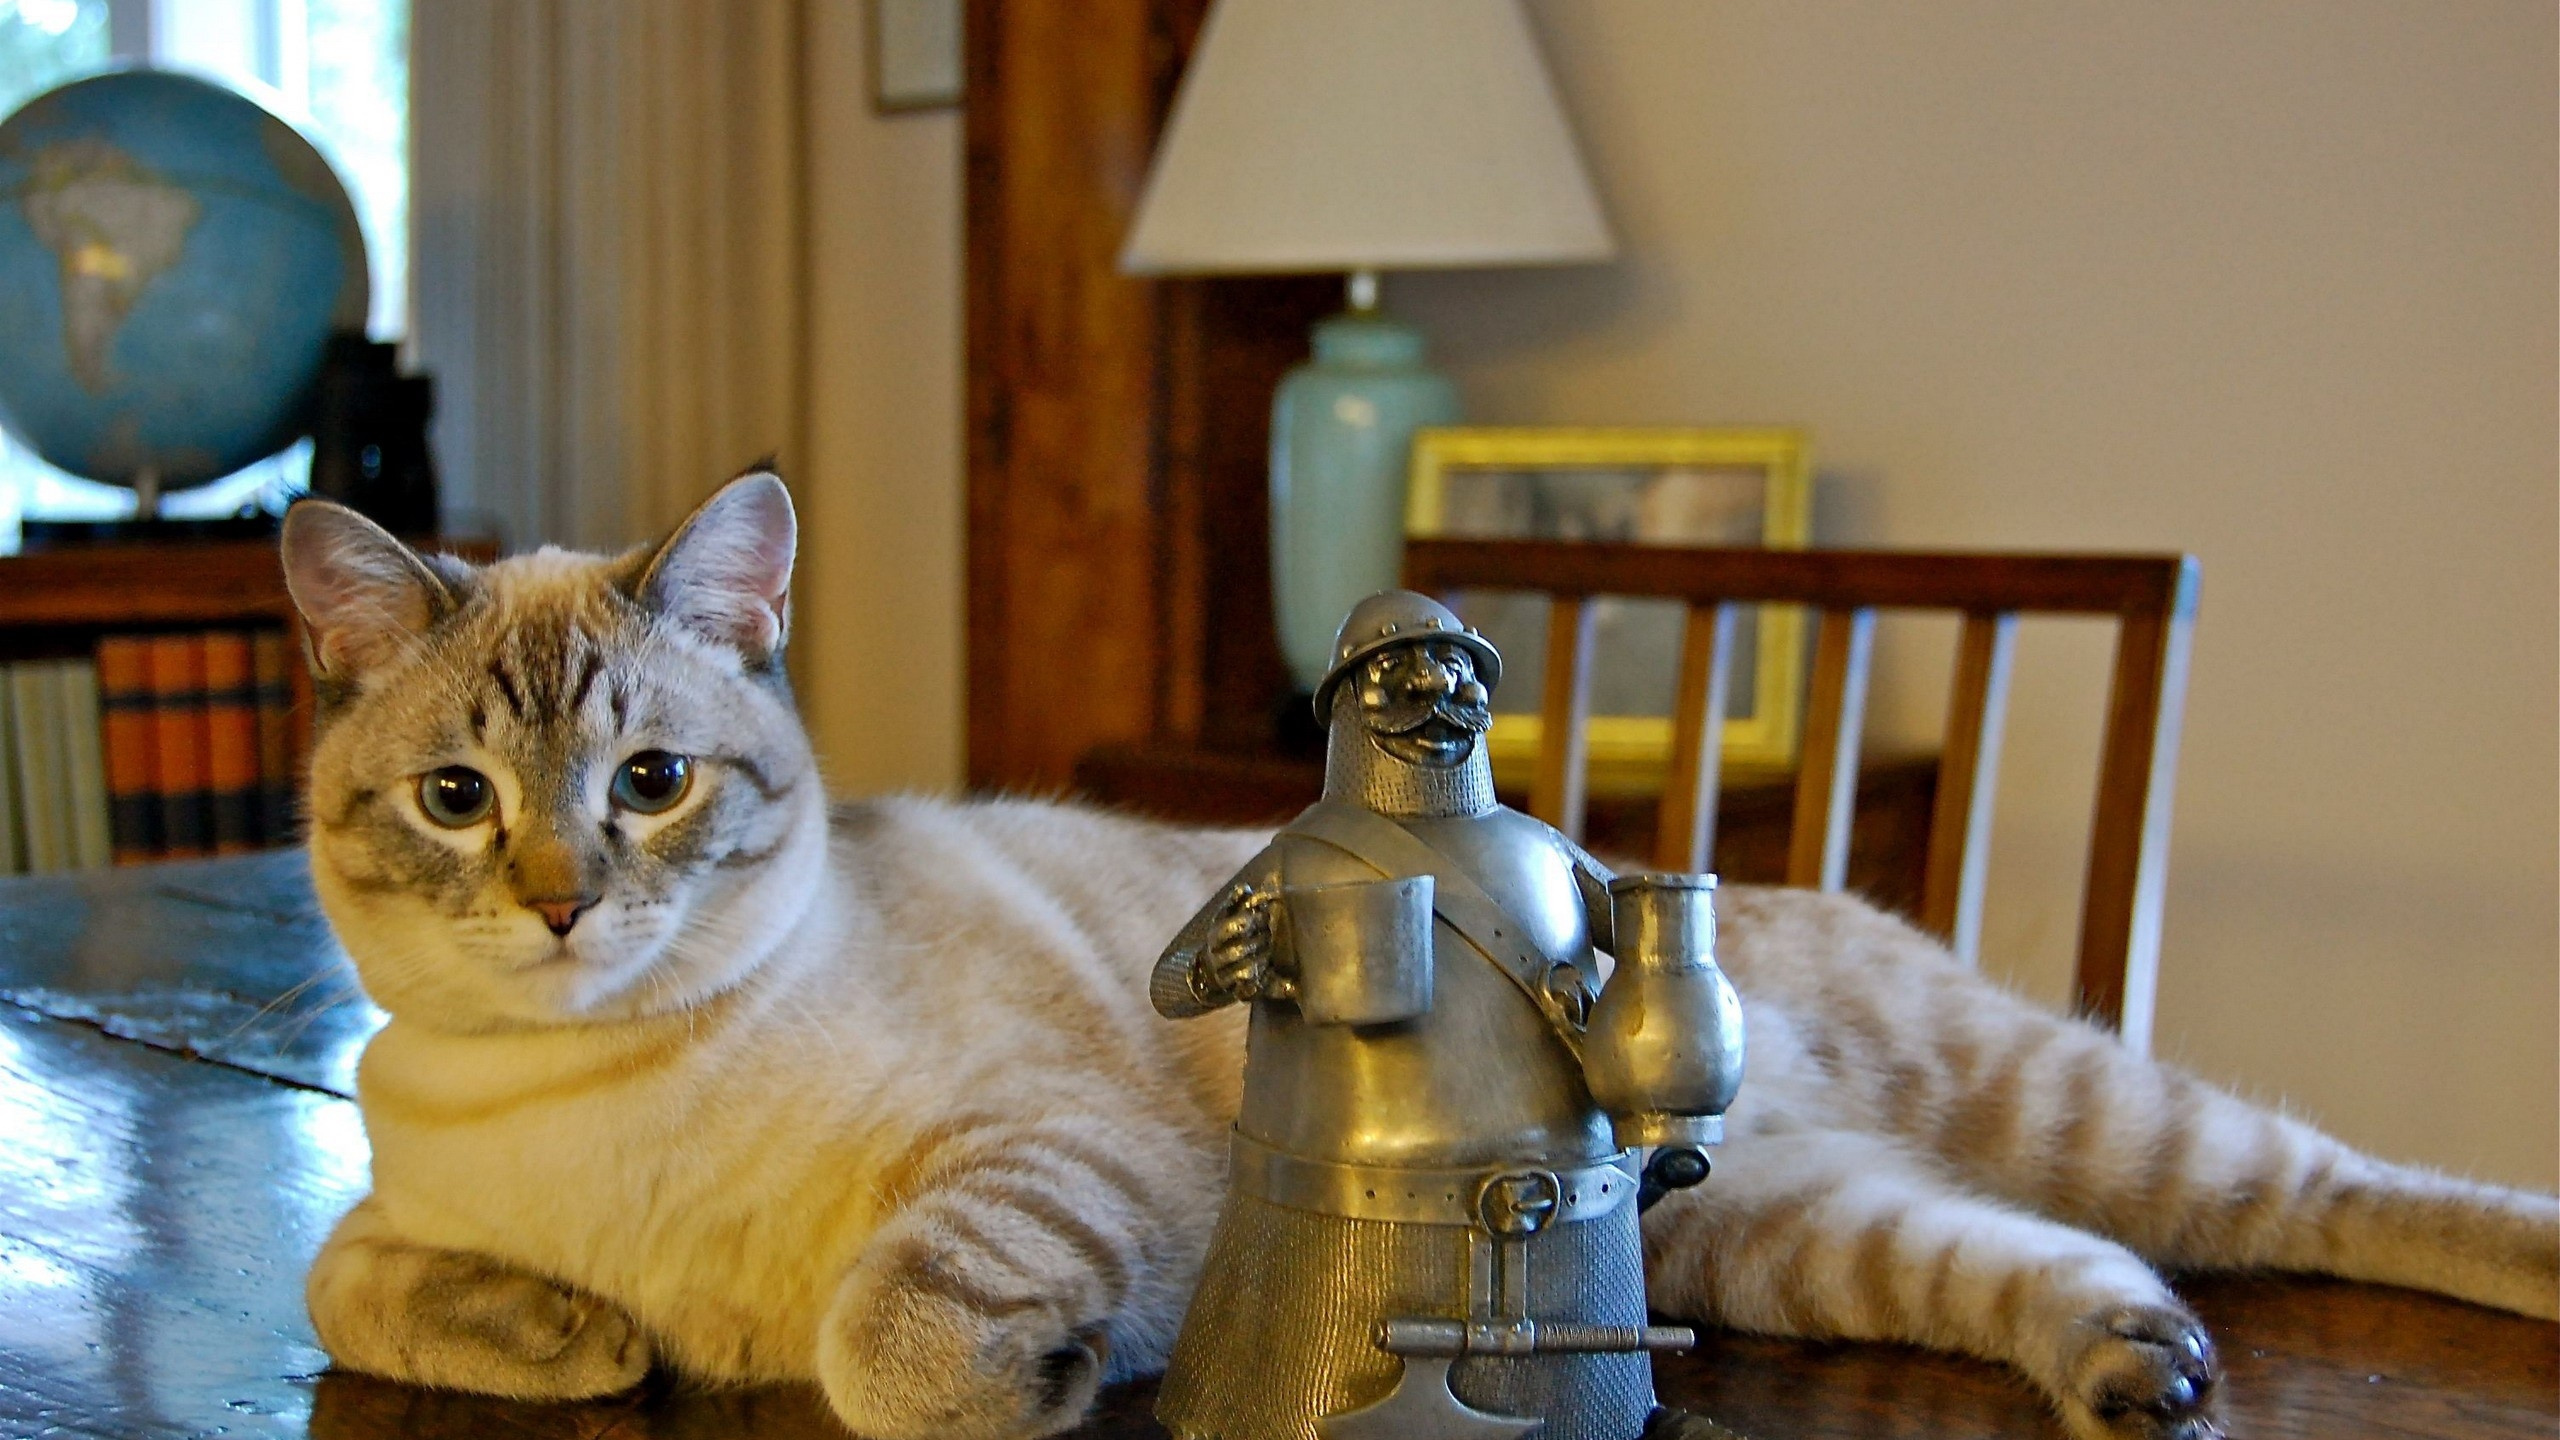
top-left (1152, 591), bottom-right (1749, 1440)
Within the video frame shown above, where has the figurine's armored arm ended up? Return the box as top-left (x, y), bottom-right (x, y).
top-left (1553, 830), bottom-right (1620, 962)
top-left (1149, 846), bottom-right (1289, 1019)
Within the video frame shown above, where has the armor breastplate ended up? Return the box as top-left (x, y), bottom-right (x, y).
top-left (1233, 807), bottom-right (1613, 1170)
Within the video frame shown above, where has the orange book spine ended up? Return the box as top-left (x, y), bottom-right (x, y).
top-left (147, 634), bottom-right (211, 859)
top-left (97, 636), bottom-right (160, 863)
top-left (202, 631), bottom-right (259, 855)
top-left (252, 630), bottom-right (295, 845)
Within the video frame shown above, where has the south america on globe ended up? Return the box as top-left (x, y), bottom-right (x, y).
top-left (0, 69), bottom-right (367, 506)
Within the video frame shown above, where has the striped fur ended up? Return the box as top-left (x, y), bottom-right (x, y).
top-left (1652, 889), bottom-right (2557, 1439)
top-left (290, 481), bottom-right (2555, 1440)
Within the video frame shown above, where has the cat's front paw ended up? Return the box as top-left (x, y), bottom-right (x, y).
top-left (817, 1258), bottom-right (1107, 1440)
top-left (2058, 1304), bottom-right (2224, 1440)
top-left (454, 1269), bottom-right (655, 1398)
top-left (307, 1213), bottom-right (653, 1402)
top-left (537, 1285), bottom-right (655, 1396)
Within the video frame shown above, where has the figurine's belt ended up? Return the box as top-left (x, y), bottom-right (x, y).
top-left (1229, 1131), bottom-right (1639, 1228)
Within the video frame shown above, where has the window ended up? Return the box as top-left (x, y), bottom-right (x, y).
top-left (0, 0), bottom-right (408, 541)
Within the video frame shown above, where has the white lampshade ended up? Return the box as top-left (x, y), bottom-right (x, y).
top-left (1120, 0), bottom-right (1616, 276)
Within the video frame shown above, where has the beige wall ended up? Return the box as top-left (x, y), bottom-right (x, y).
top-left (795, 0), bottom-right (967, 795)
top-left (1394, 1), bottom-right (2558, 1187)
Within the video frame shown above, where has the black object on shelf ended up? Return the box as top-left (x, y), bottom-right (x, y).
top-left (307, 334), bottom-right (439, 535)
top-left (1272, 687), bottom-right (1328, 759)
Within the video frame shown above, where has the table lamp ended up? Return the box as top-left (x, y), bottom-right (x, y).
top-left (1121, 0), bottom-right (1615, 699)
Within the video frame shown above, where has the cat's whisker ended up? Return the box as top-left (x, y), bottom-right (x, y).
top-left (222, 961), bottom-right (360, 1042)
top-left (263, 987), bottom-right (367, 1053)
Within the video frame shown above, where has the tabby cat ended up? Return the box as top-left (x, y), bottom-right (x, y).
top-left (289, 473), bottom-right (2557, 1440)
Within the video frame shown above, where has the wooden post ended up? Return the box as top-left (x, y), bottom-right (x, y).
top-left (2075, 559), bottom-right (2200, 1050)
top-left (1920, 610), bottom-right (2018, 963)
top-left (1655, 601), bottom-right (1735, 872)
top-left (1787, 606), bottom-right (1875, 891)
top-left (1530, 595), bottom-right (1599, 841)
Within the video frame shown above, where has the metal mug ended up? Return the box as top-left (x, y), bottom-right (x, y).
top-left (1277, 874), bottom-right (1435, 1027)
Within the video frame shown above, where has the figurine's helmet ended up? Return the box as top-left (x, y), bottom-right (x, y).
top-left (1311, 589), bottom-right (1503, 722)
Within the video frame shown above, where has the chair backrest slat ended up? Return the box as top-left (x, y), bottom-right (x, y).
top-left (1786, 606), bottom-right (1876, 890)
top-left (2074, 561), bottom-right (2200, 1052)
top-left (1403, 539), bottom-right (2199, 1052)
top-left (1920, 611), bottom-right (2020, 964)
top-left (1655, 601), bottom-right (1737, 872)
top-left (1530, 594), bottom-right (1599, 840)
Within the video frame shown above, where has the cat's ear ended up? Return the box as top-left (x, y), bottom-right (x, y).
top-left (280, 500), bottom-right (457, 679)
top-left (637, 469), bottom-right (796, 662)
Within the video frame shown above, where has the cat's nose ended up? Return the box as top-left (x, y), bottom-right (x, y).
top-left (527, 895), bottom-right (600, 937)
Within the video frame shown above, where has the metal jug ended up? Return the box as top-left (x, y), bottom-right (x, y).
top-left (1583, 874), bottom-right (1746, 1149)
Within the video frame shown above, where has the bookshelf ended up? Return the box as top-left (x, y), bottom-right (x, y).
top-left (0, 536), bottom-right (492, 866)
top-left (0, 539), bottom-right (323, 721)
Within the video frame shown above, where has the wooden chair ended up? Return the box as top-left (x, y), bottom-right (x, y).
top-left (1403, 538), bottom-right (2201, 1053)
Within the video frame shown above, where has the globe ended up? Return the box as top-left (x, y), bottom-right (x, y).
top-left (0, 69), bottom-right (367, 504)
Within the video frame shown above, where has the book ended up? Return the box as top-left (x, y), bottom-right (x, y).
top-left (251, 630), bottom-right (295, 845)
top-left (56, 659), bottom-right (111, 869)
top-left (147, 635), bottom-right (212, 859)
top-left (96, 636), bottom-right (160, 862)
top-left (0, 670), bottom-right (18, 874)
top-left (202, 631), bottom-right (260, 854)
top-left (10, 663), bottom-right (70, 872)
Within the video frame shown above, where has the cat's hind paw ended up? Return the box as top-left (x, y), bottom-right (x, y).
top-left (2059, 1304), bottom-right (2224, 1440)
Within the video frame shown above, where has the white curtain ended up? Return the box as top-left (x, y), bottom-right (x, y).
top-left (409, 0), bottom-right (806, 550)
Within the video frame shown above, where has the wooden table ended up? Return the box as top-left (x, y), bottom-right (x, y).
top-left (1, 853), bottom-right (2551, 1438)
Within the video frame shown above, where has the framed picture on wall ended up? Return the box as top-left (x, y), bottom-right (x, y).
top-left (870, 0), bottom-right (963, 113)
top-left (1405, 426), bottom-right (1813, 786)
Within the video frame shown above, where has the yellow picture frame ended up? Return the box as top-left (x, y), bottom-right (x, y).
top-left (1405, 426), bottom-right (1813, 792)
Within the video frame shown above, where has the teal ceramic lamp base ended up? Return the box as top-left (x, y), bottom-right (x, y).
top-left (1269, 275), bottom-right (1461, 698)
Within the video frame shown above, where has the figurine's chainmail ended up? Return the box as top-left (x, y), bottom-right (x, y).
top-left (1156, 1190), bottom-right (1655, 1440)
top-left (1319, 699), bottom-right (1496, 819)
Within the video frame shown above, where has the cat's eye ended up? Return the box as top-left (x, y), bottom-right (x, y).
top-left (418, 767), bottom-right (494, 828)
top-left (611, 751), bottom-right (692, 814)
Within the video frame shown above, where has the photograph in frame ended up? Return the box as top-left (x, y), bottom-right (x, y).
top-left (1405, 428), bottom-right (1812, 785)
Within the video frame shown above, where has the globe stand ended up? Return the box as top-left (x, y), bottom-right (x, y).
top-left (18, 514), bottom-right (281, 549)
top-left (14, 459), bottom-right (280, 548)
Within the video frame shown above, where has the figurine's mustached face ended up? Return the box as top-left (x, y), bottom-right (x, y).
top-left (1356, 640), bottom-right (1493, 768)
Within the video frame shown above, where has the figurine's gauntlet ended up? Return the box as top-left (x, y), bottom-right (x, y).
top-left (1199, 882), bottom-right (1289, 1005)
top-left (1149, 879), bottom-right (1288, 1018)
